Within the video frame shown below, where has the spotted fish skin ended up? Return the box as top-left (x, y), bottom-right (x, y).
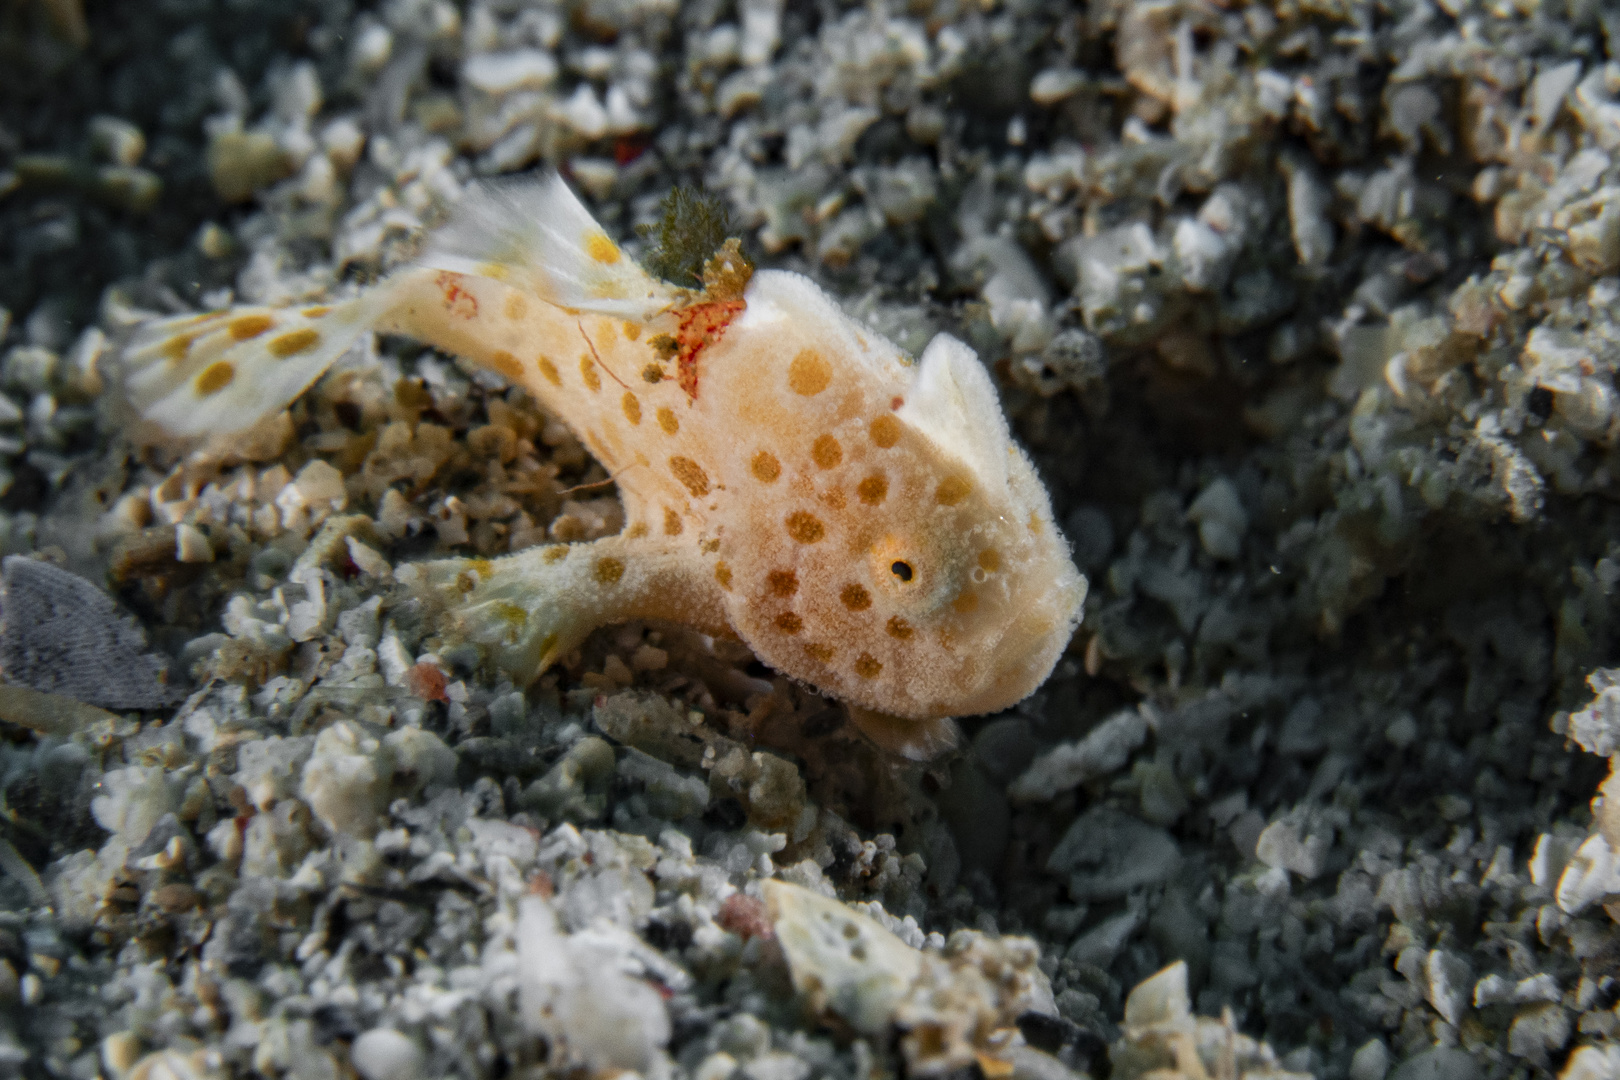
top-left (115, 175), bottom-right (1086, 757)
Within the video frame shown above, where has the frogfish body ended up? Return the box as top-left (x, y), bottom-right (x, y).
top-left (116, 175), bottom-right (1086, 757)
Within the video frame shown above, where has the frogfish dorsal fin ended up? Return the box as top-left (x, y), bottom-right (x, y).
top-left (895, 333), bottom-right (1012, 493)
top-left (421, 172), bottom-right (679, 321)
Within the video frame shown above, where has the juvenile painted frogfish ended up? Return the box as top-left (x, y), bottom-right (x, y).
top-left (116, 175), bottom-right (1086, 757)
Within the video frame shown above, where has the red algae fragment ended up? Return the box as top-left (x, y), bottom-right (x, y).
top-left (717, 893), bottom-right (774, 940)
top-left (404, 661), bottom-right (450, 702)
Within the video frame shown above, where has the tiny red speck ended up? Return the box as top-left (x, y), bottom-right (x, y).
top-left (717, 893), bottom-right (774, 941)
top-left (614, 136), bottom-right (649, 166)
top-left (404, 661), bottom-right (450, 703)
top-left (891, 397), bottom-right (903, 410)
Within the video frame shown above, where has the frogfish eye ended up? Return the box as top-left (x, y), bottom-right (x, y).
top-left (891, 561), bottom-right (914, 582)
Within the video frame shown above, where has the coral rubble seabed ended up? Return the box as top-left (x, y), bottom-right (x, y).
top-left (4, 1), bottom-right (1620, 1079)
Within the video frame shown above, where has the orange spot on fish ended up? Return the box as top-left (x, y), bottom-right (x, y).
top-left (785, 512), bottom-right (824, 543)
top-left (584, 231), bottom-right (622, 264)
top-left (788, 350), bottom-right (832, 396)
top-left (490, 350), bottom-right (524, 380)
top-left (162, 335), bottom-right (194, 363)
top-left (670, 456), bottom-right (710, 497)
top-left (229, 314), bottom-right (275, 340)
top-left (267, 328), bottom-right (321, 357)
top-left (936, 475), bottom-right (972, 506)
top-left (195, 361), bottom-right (235, 396)
top-left (870, 415), bottom-right (901, 448)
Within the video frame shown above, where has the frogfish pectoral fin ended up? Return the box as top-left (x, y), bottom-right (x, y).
top-left (399, 533), bottom-right (727, 682)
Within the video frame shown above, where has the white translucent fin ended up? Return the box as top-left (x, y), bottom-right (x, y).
top-left (119, 293), bottom-right (382, 437)
top-left (896, 333), bottom-right (1011, 492)
top-left (421, 173), bottom-right (679, 321)
top-left (847, 706), bottom-right (960, 761)
top-left (119, 295), bottom-right (381, 437)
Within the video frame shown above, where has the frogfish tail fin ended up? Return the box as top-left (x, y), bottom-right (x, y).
top-left (116, 292), bottom-right (385, 438)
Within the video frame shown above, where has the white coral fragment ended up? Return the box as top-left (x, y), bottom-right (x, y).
top-left (1186, 478), bottom-right (1249, 561)
top-left (766, 879), bottom-right (922, 1036)
top-left (764, 881), bottom-right (1055, 1076)
top-left (463, 50), bottom-right (558, 96)
top-left (1555, 832), bottom-right (1620, 915)
top-left (300, 721), bottom-right (388, 839)
top-left (1254, 820), bottom-right (1328, 880)
top-left (1009, 708), bottom-right (1148, 801)
top-left (516, 893), bottom-right (671, 1073)
top-left (1112, 961), bottom-right (1313, 1080)
top-left (349, 1030), bottom-right (423, 1080)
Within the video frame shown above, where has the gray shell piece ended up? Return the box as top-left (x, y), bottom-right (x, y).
top-left (0, 556), bottom-right (181, 710)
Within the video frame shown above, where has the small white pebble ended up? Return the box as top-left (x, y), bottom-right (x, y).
top-left (694, 1052), bottom-right (738, 1080)
top-left (3, 345), bottom-right (57, 394)
top-left (175, 523), bottom-right (214, 564)
top-left (377, 488), bottom-right (413, 538)
top-left (352, 23), bottom-right (392, 74)
top-left (1254, 820), bottom-right (1328, 879)
top-left (101, 1032), bottom-right (142, 1080)
top-left (630, 644), bottom-right (668, 671)
top-left (345, 536), bottom-right (393, 579)
top-left (1255, 70), bottom-right (1293, 118)
top-left (351, 1030), bottom-right (422, 1080)
top-left (464, 49), bottom-right (558, 95)
top-left (1348, 1039), bottom-right (1389, 1080)
top-left (289, 459), bottom-right (347, 508)
top-left (1385, 713), bottom-right (1418, 748)
top-left (554, 84), bottom-right (609, 139)
top-left (1475, 974), bottom-right (1513, 1007)
top-left (1186, 477), bottom-right (1248, 560)
top-left (377, 633), bottom-right (413, 686)
top-left (66, 326), bottom-right (107, 394)
top-left (88, 115), bottom-right (146, 166)
top-left (321, 118), bottom-right (366, 172)
top-left (1030, 68), bottom-right (1085, 105)
top-left (1529, 832), bottom-right (1580, 888)
top-left (602, 654), bottom-right (634, 685)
